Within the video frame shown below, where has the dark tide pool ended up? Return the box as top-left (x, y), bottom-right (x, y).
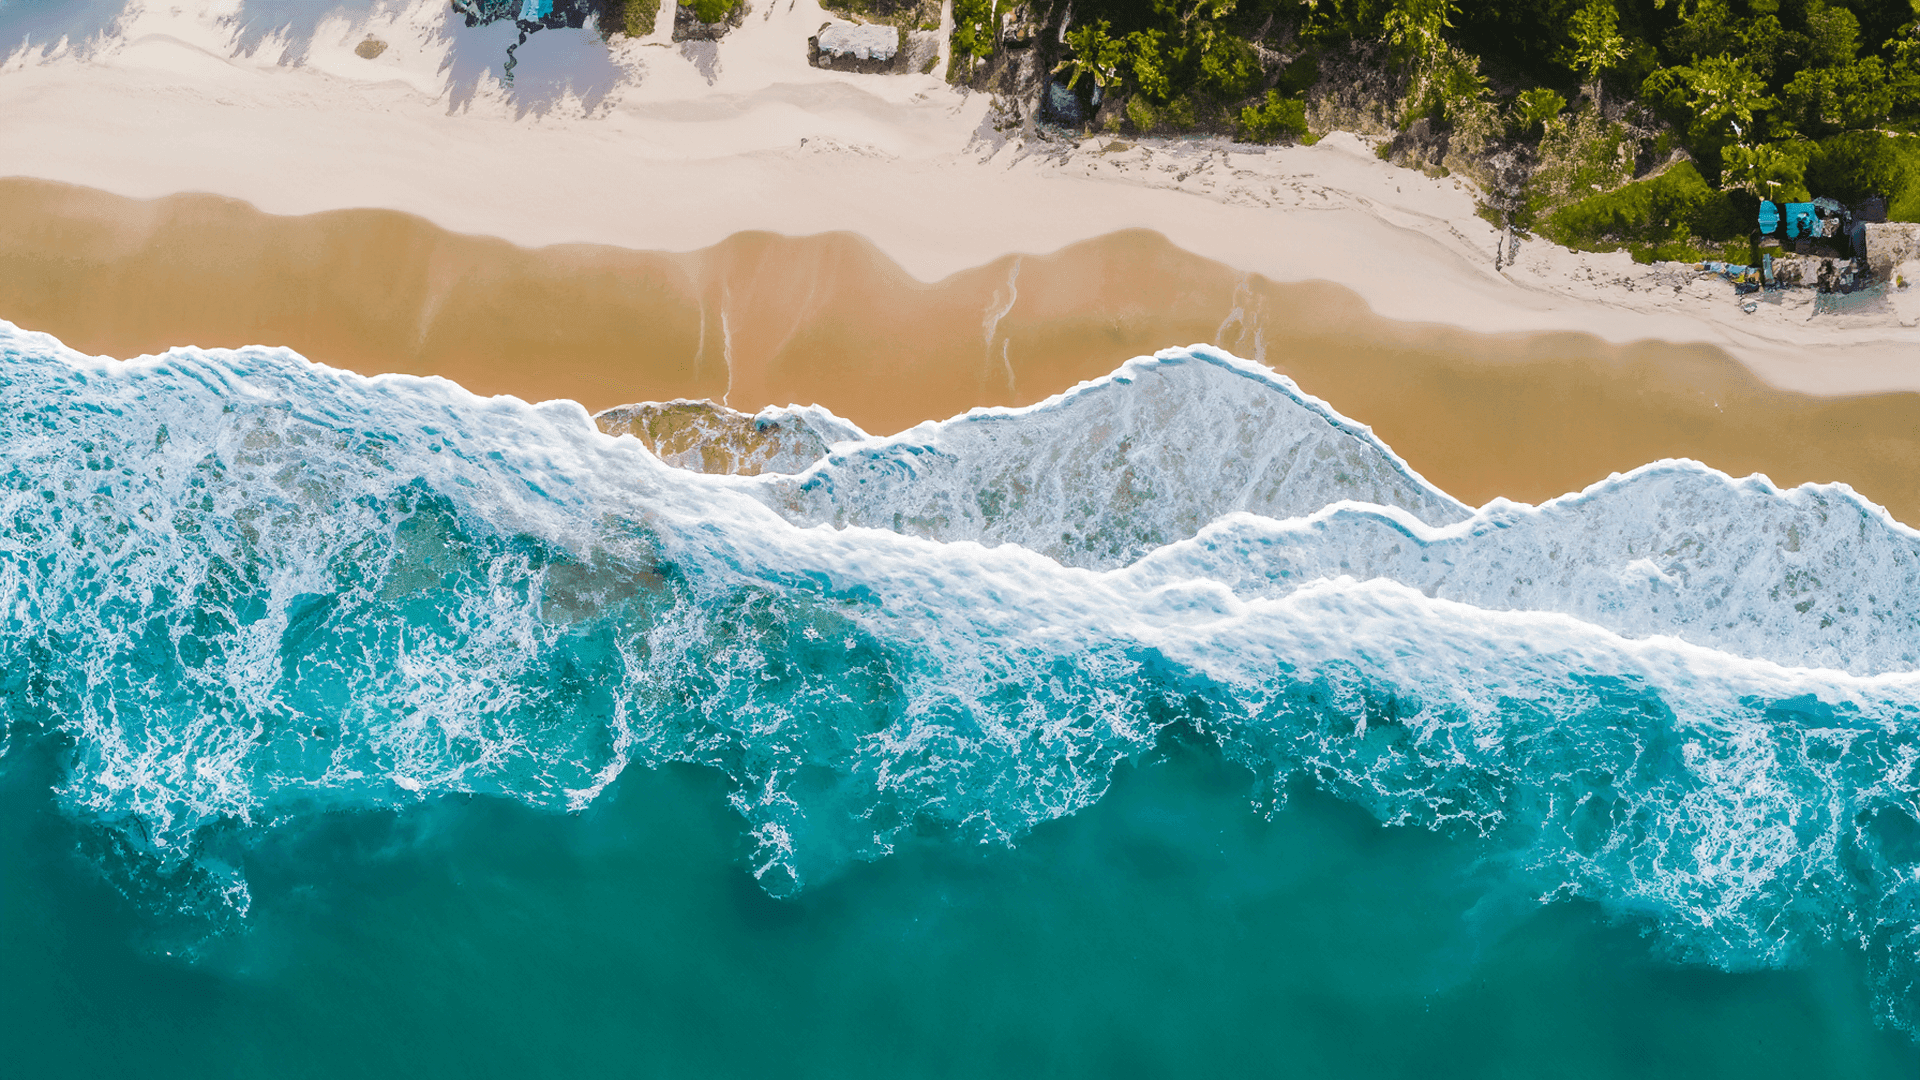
top-left (3, 733), bottom-right (1913, 1079)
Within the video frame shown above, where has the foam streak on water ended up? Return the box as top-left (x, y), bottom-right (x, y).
top-left (2, 321), bottom-right (1918, 1028)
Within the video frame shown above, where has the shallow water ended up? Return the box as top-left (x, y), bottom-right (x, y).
top-left (3, 321), bottom-right (1919, 1072)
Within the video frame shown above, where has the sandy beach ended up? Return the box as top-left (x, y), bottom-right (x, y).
top-left (1, 0), bottom-right (1915, 399)
top-left (6, 177), bottom-right (1917, 525)
top-left (1, 0), bottom-right (1916, 522)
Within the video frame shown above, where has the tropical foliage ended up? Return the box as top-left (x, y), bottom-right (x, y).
top-left (1012, 0), bottom-right (1920, 237)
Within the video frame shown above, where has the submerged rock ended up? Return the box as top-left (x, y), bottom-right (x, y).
top-left (595, 399), bottom-right (863, 476)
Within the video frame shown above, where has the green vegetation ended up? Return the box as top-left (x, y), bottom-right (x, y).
top-left (1542, 160), bottom-right (1744, 261)
top-left (818, 0), bottom-right (942, 30)
top-left (1240, 90), bottom-right (1312, 141)
top-left (594, 0), bottom-right (659, 36)
top-left (951, 0), bottom-right (1002, 76)
top-left (681, 0), bottom-right (738, 24)
top-left (1805, 131), bottom-right (1920, 217)
top-left (1056, 20), bottom-right (1127, 89)
top-left (1013, 0), bottom-right (1920, 247)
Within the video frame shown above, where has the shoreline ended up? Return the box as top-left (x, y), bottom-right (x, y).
top-left (1, 0), bottom-right (1915, 399)
top-left (5, 178), bottom-right (1918, 527)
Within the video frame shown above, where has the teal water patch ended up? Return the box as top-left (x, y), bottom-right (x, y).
top-left (3, 735), bottom-right (1915, 1078)
top-left (4, 320), bottom-right (1920, 1047)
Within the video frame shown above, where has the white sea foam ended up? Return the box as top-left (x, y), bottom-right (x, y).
top-left (1118, 463), bottom-right (1920, 676)
top-left (2, 321), bottom-right (1918, 1025)
top-left (750, 345), bottom-right (1472, 568)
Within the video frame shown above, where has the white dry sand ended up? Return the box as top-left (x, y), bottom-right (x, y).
top-left (1, 0), bottom-right (1914, 394)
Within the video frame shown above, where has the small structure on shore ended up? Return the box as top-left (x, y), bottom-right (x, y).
top-left (1740, 194), bottom-right (1917, 301)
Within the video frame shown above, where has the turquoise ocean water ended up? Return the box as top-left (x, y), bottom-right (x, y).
top-left (2, 320), bottom-right (1918, 1075)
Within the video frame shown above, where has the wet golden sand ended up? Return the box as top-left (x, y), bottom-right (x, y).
top-left (3, 177), bottom-right (1917, 524)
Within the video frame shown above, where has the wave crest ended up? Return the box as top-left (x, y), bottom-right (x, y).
top-left (3, 322), bottom-right (1918, 1029)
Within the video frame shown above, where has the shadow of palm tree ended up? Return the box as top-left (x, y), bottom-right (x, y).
top-left (226, 0), bottom-right (389, 64)
top-left (0, 0), bottom-right (133, 60)
top-left (3, 0), bottom-right (636, 117)
top-left (435, 6), bottom-right (634, 117)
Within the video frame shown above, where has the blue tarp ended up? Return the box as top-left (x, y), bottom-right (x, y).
top-left (1782, 202), bottom-right (1817, 239)
top-left (519, 0), bottom-right (553, 19)
top-left (1757, 200), bottom-right (1780, 235)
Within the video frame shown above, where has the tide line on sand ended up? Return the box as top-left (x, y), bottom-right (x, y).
top-left (4, 178), bottom-right (1918, 527)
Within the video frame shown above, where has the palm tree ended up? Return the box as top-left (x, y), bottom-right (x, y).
top-left (1566, 0), bottom-right (1627, 110)
top-left (1055, 20), bottom-right (1122, 90)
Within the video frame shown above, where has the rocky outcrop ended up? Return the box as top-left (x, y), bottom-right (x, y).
top-left (1863, 222), bottom-right (1920, 281)
top-left (901, 28), bottom-right (941, 73)
top-left (809, 21), bottom-right (941, 74)
top-left (811, 21), bottom-right (899, 71)
top-left (672, 1), bottom-right (746, 41)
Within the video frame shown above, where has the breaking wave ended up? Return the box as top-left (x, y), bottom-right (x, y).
top-left (2, 320), bottom-right (1918, 1028)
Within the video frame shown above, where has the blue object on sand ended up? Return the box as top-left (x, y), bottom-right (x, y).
top-left (1757, 201), bottom-right (1779, 235)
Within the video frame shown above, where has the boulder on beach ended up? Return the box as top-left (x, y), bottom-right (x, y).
top-left (673, 0), bottom-right (746, 41)
top-left (1863, 222), bottom-right (1920, 281)
top-left (811, 20), bottom-right (914, 73)
top-left (820, 21), bottom-right (897, 61)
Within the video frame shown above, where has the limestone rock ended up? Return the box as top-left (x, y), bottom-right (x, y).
top-left (810, 20), bottom-right (905, 73)
top-left (902, 30), bottom-right (941, 74)
top-left (1864, 222), bottom-right (1920, 281)
top-left (673, 1), bottom-right (746, 42)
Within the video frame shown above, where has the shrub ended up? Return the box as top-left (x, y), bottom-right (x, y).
top-left (1803, 0), bottom-right (1861, 68)
top-left (1196, 28), bottom-right (1260, 100)
top-left (1121, 29), bottom-right (1174, 102)
top-left (1543, 160), bottom-right (1747, 252)
top-left (682, 0), bottom-right (735, 22)
top-left (949, 0), bottom-right (997, 73)
top-left (1126, 95), bottom-right (1159, 131)
top-left (1402, 43), bottom-right (1488, 127)
top-left (1780, 58), bottom-right (1895, 135)
top-left (1804, 132), bottom-right (1920, 220)
top-left (1523, 106), bottom-right (1638, 226)
top-left (1273, 52), bottom-right (1320, 97)
top-left (1511, 87), bottom-right (1566, 135)
top-left (1238, 92), bottom-right (1312, 143)
top-left (1721, 142), bottom-right (1811, 203)
top-left (1640, 57), bottom-right (1771, 176)
top-left (595, 0), bottom-right (658, 35)
top-left (1164, 95), bottom-right (1196, 131)
top-left (1056, 20), bottom-right (1124, 91)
